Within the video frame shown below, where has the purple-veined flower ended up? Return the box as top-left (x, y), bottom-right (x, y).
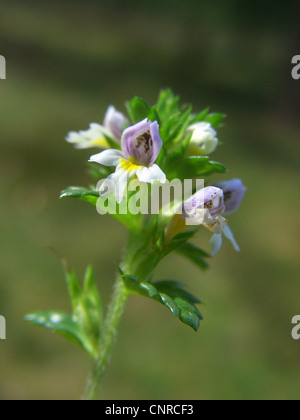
top-left (183, 186), bottom-right (240, 256)
top-left (214, 178), bottom-right (247, 215)
top-left (66, 106), bottom-right (128, 149)
top-left (89, 119), bottom-right (167, 203)
top-left (183, 186), bottom-right (225, 229)
top-left (186, 122), bottom-right (219, 156)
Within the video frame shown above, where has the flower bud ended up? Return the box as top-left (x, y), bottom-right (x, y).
top-left (187, 122), bottom-right (218, 155)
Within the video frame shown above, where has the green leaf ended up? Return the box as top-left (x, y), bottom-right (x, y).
top-left (121, 274), bottom-right (142, 295)
top-left (162, 132), bottom-right (192, 171)
top-left (159, 293), bottom-right (180, 317)
top-left (60, 186), bottom-right (99, 206)
top-left (175, 243), bottom-right (210, 270)
top-left (60, 186), bottom-right (141, 231)
top-left (65, 269), bottom-right (82, 313)
top-left (156, 89), bottom-right (180, 124)
top-left (159, 107), bottom-right (192, 146)
top-left (204, 113), bottom-right (226, 128)
top-left (174, 300), bottom-right (202, 331)
top-left (126, 96), bottom-right (150, 124)
top-left (147, 106), bottom-right (161, 125)
top-left (122, 274), bottom-right (203, 331)
top-left (139, 282), bottom-right (158, 298)
top-left (171, 157), bottom-right (227, 179)
top-left (82, 266), bottom-right (104, 337)
top-left (152, 280), bottom-right (201, 304)
top-left (25, 311), bottom-right (97, 356)
top-left (189, 108), bottom-right (210, 124)
top-left (64, 266), bottom-right (103, 348)
top-left (26, 264), bottom-right (104, 358)
top-left (87, 163), bottom-right (113, 180)
top-left (169, 107), bottom-right (193, 145)
top-left (163, 229), bottom-right (198, 257)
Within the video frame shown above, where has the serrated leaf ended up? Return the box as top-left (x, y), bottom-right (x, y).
top-left (176, 243), bottom-right (210, 270)
top-left (122, 271), bottom-right (202, 331)
top-left (159, 293), bottom-right (180, 317)
top-left (126, 97), bottom-right (150, 124)
top-left (25, 311), bottom-right (97, 356)
top-left (121, 274), bottom-right (142, 295)
top-left (139, 282), bottom-right (158, 298)
top-left (153, 280), bottom-right (201, 304)
top-left (176, 307), bottom-right (201, 331)
top-left (174, 297), bottom-right (203, 319)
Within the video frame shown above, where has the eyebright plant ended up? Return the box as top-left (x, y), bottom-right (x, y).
top-left (25, 89), bottom-right (246, 400)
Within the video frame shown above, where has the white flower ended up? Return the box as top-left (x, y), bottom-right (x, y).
top-left (89, 119), bottom-right (167, 203)
top-left (187, 122), bottom-right (219, 155)
top-left (66, 106), bottom-right (128, 149)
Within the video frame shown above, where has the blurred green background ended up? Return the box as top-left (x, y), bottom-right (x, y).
top-left (0, 0), bottom-right (300, 400)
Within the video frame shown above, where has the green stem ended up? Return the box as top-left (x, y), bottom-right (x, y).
top-left (83, 230), bottom-right (159, 400)
top-left (83, 273), bottom-right (129, 400)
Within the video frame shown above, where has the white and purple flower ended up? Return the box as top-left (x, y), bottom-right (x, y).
top-left (66, 106), bottom-right (128, 149)
top-left (89, 119), bottom-right (167, 203)
top-left (183, 186), bottom-right (240, 256)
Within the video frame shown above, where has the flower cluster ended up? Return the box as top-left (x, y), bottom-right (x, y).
top-left (65, 92), bottom-right (246, 256)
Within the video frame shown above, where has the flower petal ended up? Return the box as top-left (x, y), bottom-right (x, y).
top-left (104, 106), bottom-right (128, 140)
top-left (215, 179), bottom-right (247, 215)
top-left (183, 186), bottom-right (224, 216)
top-left (121, 119), bottom-right (149, 158)
top-left (121, 119), bottom-right (163, 167)
top-left (89, 149), bottom-right (124, 166)
top-left (210, 234), bottom-right (223, 256)
top-left (223, 225), bottom-right (240, 252)
top-left (149, 121), bottom-right (163, 164)
top-left (66, 123), bottom-right (110, 149)
top-left (98, 167), bottom-right (130, 204)
top-left (136, 164), bottom-right (167, 184)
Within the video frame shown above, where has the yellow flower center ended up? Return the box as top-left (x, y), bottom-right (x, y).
top-left (91, 138), bottom-right (110, 148)
top-left (120, 158), bottom-right (143, 173)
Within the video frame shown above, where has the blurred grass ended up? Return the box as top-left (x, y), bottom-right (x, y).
top-left (0, 0), bottom-right (300, 400)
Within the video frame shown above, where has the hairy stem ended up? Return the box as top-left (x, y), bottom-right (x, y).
top-left (83, 274), bottom-right (129, 400)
